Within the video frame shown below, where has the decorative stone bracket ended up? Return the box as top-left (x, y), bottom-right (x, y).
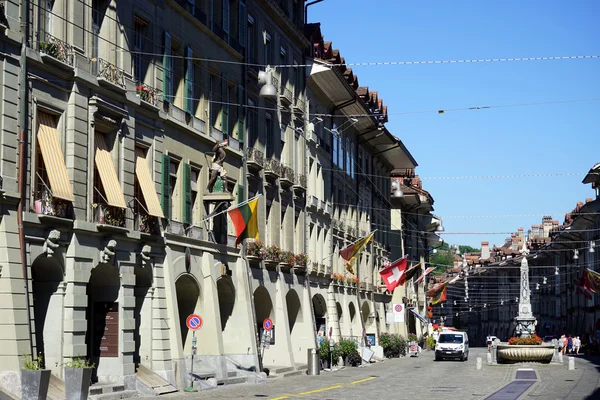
top-left (100, 239), bottom-right (117, 265)
top-left (42, 229), bottom-right (61, 257)
top-left (140, 245), bottom-right (151, 267)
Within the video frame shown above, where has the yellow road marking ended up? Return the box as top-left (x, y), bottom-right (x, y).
top-left (350, 376), bottom-right (376, 385)
top-left (270, 377), bottom-right (376, 399)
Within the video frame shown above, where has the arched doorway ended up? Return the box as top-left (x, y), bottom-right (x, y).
top-left (133, 263), bottom-right (153, 368)
top-left (312, 294), bottom-right (327, 335)
top-left (336, 302), bottom-right (343, 323)
top-left (348, 302), bottom-right (356, 336)
top-left (254, 286), bottom-right (273, 328)
top-left (286, 290), bottom-right (302, 333)
top-left (217, 277), bottom-right (235, 331)
top-left (87, 263), bottom-right (120, 383)
top-left (175, 274), bottom-right (200, 351)
top-left (361, 301), bottom-right (371, 324)
top-left (31, 256), bottom-right (63, 370)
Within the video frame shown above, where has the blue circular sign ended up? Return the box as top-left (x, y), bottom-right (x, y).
top-left (186, 314), bottom-right (203, 331)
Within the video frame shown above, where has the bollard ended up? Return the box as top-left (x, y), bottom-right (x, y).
top-left (558, 352), bottom-right (563, 363)
top-left (307, 348), bottom-right (321, 376)
top-left (568, 356), bottom-right (575, 371)
top-left (486, 352), bottom-right (492, 364)
top-left (492, 345), bottom-right (498, 364)
top-left (476, 357), bottom-right (482, 370)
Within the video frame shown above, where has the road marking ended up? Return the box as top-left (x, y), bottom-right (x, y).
top-left (350, 377), bottom-right (376, 385)
top-left (270, 377), bottom-right (376, 398)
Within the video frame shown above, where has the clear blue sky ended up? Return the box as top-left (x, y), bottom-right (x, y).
top-left (308, 0), bottom-right (600, 248)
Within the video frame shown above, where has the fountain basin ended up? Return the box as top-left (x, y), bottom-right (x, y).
top-left (497, 344), bottom-right (554, 363)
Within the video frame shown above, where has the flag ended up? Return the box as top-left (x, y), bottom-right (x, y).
top-left (379, 257), bottom-right (408, 293)
top-left (399, 263), bottom-right (422, 286)
top-left (339, 232), bottom-right (374, 274)
top-left (582, 268), bottom-right (600, 293)
top-left (228, 198), bottom-right (259, 246)
top-left (416, 267), bottom-right (436, 284)
top-left (576, 285), bottom-right (593, 300)
top-left (427, 283), bottom-right (447, 305)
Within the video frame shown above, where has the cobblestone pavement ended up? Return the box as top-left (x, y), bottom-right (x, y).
top-left (138, 348), bottom-right (600, 400)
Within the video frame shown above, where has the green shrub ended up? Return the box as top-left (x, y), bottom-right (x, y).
top-left (64, 357), bottom-right (95, 368)
top-left (319, 339), bottom-right (342, 366)
top-left (426, 336), bottom-right (436, 350)
top-left (408, 333), bottom-right (418, 342)
top-left (346, 350), bottom-right (362, 367)
top-left (380, 333), bottom-right (407, 358)
top-left (24, 355), bottom-right (43, 370)
top-left (338, 338), bottom-right (358, 358)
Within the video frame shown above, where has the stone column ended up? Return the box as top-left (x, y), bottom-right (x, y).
top-left (327, 282), bottom-right (341, 342)
top-left (514, 242), bottom-right (537, 338)
top-left (119, 262), bottom-right (137, 389)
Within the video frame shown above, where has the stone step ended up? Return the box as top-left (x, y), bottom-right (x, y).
top-left (267, 366), bottom-right (294, 375)
top-left (88, 390), bottom-right (138, 400)
top-left (283, 369), bottom-right (307, 378)
top-left (89, 384), bottom-right (126, 396)
top-left (217, 376), bottom-right (247, 386)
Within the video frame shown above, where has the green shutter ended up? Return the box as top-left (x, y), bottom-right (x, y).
top-left (237, 84), bottom-right (244, 143)
top-left (186, 46), bottom-right (194, 114)
top-left (221, 73), bottom-right (229, 135)
top-left (182, 163), bottom-right (192, 225)
top-left (163, 32), bottom-right (172, 102)
top-left (237, 184), bottom-right (245, 204)
top-left (238, 1), bottom-right (246, 47)
top-left (161, 154), bottom-right (171, 220)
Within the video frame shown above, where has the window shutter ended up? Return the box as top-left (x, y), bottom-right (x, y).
top-left (186, 46), bottom-right (194, 114)
top-left (182, 163), bottom-right (192, 225)
top-left (221, 73), bottom-right (229, 135)
top-left (237, 84), bottom-right (244, 142)
top-left (237, 184), bottom-right (245, 204)
top-left (238, 1), bottom-right (246, 47)
top-left (163, 32), bottom-right (173, 102)
top-left (161, 154), bottom-right (171, 220)
top-left (222, 0), bottom-right (230, 36)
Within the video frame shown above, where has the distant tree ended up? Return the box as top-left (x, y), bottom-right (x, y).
top-left (459, 245), bottom-right (480, 254)
top-left (429, 250), bottom-right (454, 275)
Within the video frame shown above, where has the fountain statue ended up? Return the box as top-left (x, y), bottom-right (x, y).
top-left (514, 241), bottom-right (537, 338)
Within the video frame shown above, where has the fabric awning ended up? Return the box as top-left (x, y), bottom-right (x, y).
top-left (409, 308), bottom-right (428, 324)
top-left (94, 134), bottom-right (126, 208)
top-left (36, 113), bottom-right (74, 201)
top-left (135, 148), bottom-right (164, 218)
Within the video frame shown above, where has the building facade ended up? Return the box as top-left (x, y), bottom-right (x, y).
top-left (0, 0), bottom-right (436, 396)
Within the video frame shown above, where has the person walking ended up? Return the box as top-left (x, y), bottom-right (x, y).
top-left (567, 335), bottom-right (573, 354)
top-left (486, 334), bottom-right (493, 353)
top-left (574, 336), bottom-right (581, 355)
top-left (559, 335), bottom-right (566, 354)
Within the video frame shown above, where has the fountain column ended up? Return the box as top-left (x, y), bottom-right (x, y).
top-left (514, 241), bottom-right (537, 338)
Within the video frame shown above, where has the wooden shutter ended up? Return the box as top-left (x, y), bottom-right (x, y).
top-left (182, 163), bottom-right (192, 225)
top-left (163, 32), bottom-right (172, 102)
top-left (186, 46), bottom-right (194, 114)
top-left (161, 154), bottom-right (171, 220)
top-left (221, 73), bottom-right (229, 135)
top-left (237, 84), bottom-right (244, 142)
top-left (238, 1), bottom-right (246, 47)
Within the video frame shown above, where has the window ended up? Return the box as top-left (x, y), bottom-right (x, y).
top-left (169, 159), bottom-right (179, 220)
top-left (133, 146), bottom-right (148, 217)
top-left (350, 143), bottom-right (355, 178)
top-left (337, 136), bottom-right (343, 169)
top-left (190, 167), bottom-right (200, 224)
top-left (39, 0), bottom-right (55, 40)
top-left (345, 137), bottom-right (351, 175)
top-left (238, 1), bottom-right (246, 47)
top-left (332, 131), bottom-right (338, 167)
top-left (293, 59), bottom-right (301, 97)
top-left (280, 46), bottom-right (287, 85)
top-left (185, 47), bottom-right (195, 114)
top-left (161, 155), bottom-right (180, 221)
top-left (265, 201), bottom-right (272, 243)
top-left (266, 113), bottom-right (273, 157)
top-left (281, 207), bottom-right (286, 246)
top-left (163, 32), bottom-right (173, 102)
top-left (294, 131), bottom-right (299, 172)
top-left (247, 15), bottom-right (255, 60)
top-left (264, 32), bottom-right (272, 66)
top-left (248, 98), bottom-right (257, 145)
top-left (221, 74), bottom-right (229, 134)
top-left (222, 0), bottom-right (230, 38)
top-left (133, 17), bottom-right (147, 82)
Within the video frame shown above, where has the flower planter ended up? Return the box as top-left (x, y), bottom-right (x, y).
top-left (497, 344), bottom-right (554, 363)
top-left (279, 262), bottom-right (293, 273)
top-left (264, 260), bottom-right (279, 271)
top-left (247, 255), bottom-right (261, 263)
top-left (293, 265), bottom-right (307, 275)
top-left (21, 369), bottom-right (51, 400)
top-left (64, 367), bottom-right (93, 400)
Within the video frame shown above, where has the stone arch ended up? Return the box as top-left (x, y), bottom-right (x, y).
top-left (253, 286), bottom-right (274, 324)
top-left (31, 255), bottom-right (64, 369)
top-left (336, 302), bottom-right (343, 323)
top-left (86, 262), bottom-right (120, 383)
top-left (217, 277), bottom-right (235, 331)
top-left (286, 289), bottom-right (302, 333)
top-left (349, 302), bottom-right (356, 323)
top-left (175, 274), bottom-right (201, 349)
top-left (312, 293), bottom-right (327, 334)
top-left (361, 301), bottom-right (371, 324)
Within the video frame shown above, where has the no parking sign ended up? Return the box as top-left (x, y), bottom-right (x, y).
top-left (186, 314), bottom-right (203, 331)
top-left (393, 303), bottom-right (405, 323)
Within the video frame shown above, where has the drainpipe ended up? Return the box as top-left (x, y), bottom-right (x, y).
top-left (18, 0), bottom-right (35, 360)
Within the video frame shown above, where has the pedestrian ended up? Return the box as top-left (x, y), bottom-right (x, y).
top-left (559, 335), bottom-right (566, 354)
top-left (486, 334), bottom-right (493, 353)
top-left (567, 335), bottom-right (573, 354)
top-left (574, 336), bottom-right (581, 355)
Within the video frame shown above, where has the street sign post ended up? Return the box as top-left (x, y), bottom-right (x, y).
top-left (263, 318), bottom-right (273, 331)
top-left (184, 314), bottom-right (202, 393)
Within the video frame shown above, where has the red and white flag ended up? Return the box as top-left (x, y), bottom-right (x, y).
top-left (379, 257), bottom-right (408, 293)
top-left (415, 267), bottom-right (436, 284)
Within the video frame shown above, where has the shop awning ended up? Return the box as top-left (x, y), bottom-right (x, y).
top-left (94, 134), bottom-right (126, 208)
top-left (135, 148), bottom-right (164, 218)
top-left (36, 113), bottom-right (74, 201)
top-left (409, 308), bottom-right (428, 325)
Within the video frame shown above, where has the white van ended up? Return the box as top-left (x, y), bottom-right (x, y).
top-left (434, 331), bottom-right (469, 361)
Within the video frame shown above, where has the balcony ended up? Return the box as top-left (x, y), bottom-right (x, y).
top-left (210, 127), bottom-right (224, 142)
top-left (33, 190), bottom-right (73, 220)
top-left (135, 212), bottom-right (160, 235)
top-left (307, 195), bottom-right (319, 210)
top-left (325, 202), bottom-right (332, 215)
top-left (247, 147), bottom-right (264, 173)
top-left (94, 203), bottom-right (125, 229)
top-left (293, 97), bottom-right (306, 114)
top-left (39, 33), bottom-right (74, 66)
top-left (280, 86), bottom-right (293, 107)
top-left (264, 158), bottom-right (281, 179)
top-left (186, 225), bottom-right (204, 240)
top-left (136, 82), bottom-right (162, 108)
top-left (97, 58), bottom-right (126, 90)
top-left (166, 220), bottom-right (185, 236)
top-left (318, 200), bottom-right (326, 213)
top-left (280, 165), bottom-right (295, 187)
top-left (293, 173), bottom-right (307, 196)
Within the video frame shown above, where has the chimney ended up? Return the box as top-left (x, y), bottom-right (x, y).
top-left (542, 216), bottom-right (553, 237)
top-left (532, 225), bottom-right (540, 238)
top-left (518, 227), bottom-right (524, 240)
top-left (586, 198), bottom-right (593, 204)
top-left (481, 242), bottom-right (490, 260)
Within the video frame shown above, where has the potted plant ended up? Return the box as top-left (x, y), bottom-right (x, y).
top-left (246, 240), bottom-right (265, 261)
top-left (136, 84), bottom-right (151, 102)
top-left (280, 250), bottom-right (296, 267)
top-left (294, 253), bottom-right (308, 268)
top-left (264, 244), bottom-right (281, 262)
top-left (21, 355), bottom-right (51, 400)
top-left (64, 357), bottom-right (95, 400)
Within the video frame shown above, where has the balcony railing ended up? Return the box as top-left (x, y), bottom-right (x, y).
top-left (293, 97), bottom-right (306, 114)
top-left (280, 165), bottom-right (295, 186)
top-left (307, 195), bottom-right (318, 209)
top-left (33, 189), bottom-right (72, 219)
top-left (166, 220), bottom-right (185, 235)
top-left (264, 158), bottom-right (281, 178)
top-left (247, 147), bottom-right (264, 172)
top-left (94, 203), bottom-right (125, 227)
top-left (325, 202), bottom-right (332, 215)
top-left (298, 174), bottom-right (307, 188)
top-left (280, 86), bottom-right (293, 106)
top-left (136, 82), bottom-right (162, 107)
top-left (39, 33), bottom-right (74, 66)
top-left (210, 127), bottom-right (224, 142)
top-left (186, 225), bottom-right (204, 240)
top-left (97, 58), bottom-right (126, 88)
top-left (135, 211), bottom-right (160, 235)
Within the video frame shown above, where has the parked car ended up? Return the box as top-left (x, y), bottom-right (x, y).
top-left (435, 331), bottom-right (469, 361)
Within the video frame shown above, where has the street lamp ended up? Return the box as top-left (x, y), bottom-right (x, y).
top-left (258, 67), bottom-right (277, 99)
top-left (391, 179), bottom-right (404, 198)
top-left (590, 241), bottom-right (596, 254)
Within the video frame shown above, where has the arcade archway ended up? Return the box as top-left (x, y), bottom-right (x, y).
top-left (175, 274), bottom-right (200, 351)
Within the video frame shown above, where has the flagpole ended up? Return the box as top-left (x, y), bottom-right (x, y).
top-left (198, 193), bottom-right (263, 224)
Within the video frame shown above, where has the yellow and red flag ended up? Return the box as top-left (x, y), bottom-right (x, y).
top-left (427, 283), bottom-right (447, 305)
top-left (340, 232), bottom-right (374, 275)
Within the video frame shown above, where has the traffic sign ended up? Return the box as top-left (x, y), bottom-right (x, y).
top-left (186, 314), bottom-right (203, 331)
top-left (263, 318), bottom-right (273, 331)
top-left (394, 304), bottom-right (403, 313)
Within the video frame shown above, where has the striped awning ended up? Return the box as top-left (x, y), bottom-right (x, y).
top-left (36, 113), bottom-right (74, 201)
top-left (94, 134), bottom-right (126, 208)
top-left (409, 308), bottom-right (429, 325)
top-left (135, 148), bottom-right (164, 218)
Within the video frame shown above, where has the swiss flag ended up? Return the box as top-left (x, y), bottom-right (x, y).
top-left (379, 257), bottom-right (408, 293)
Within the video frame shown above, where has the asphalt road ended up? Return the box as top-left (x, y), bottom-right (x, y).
top-left (139, 348), bottom-right (600, 400)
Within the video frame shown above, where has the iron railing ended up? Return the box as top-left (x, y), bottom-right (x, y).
top-left (94, 203), bottom-right (125, 227)
top-left (135, 212), bottom-right (160, 235)
top-left (247, 147), bottom-right (264, 168)
top-left (136, 82), bottom-right (162, 107)
top-left (264, 158), bottom-right (282, 176)
top-left (298, 174), bottom-right (307, 188)
top-left (281, 165), bottom-right (295, 183)
top-left (97, 58), bottom-right (126, 88)
top-left (39, 33), bottom-right (74, 66)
